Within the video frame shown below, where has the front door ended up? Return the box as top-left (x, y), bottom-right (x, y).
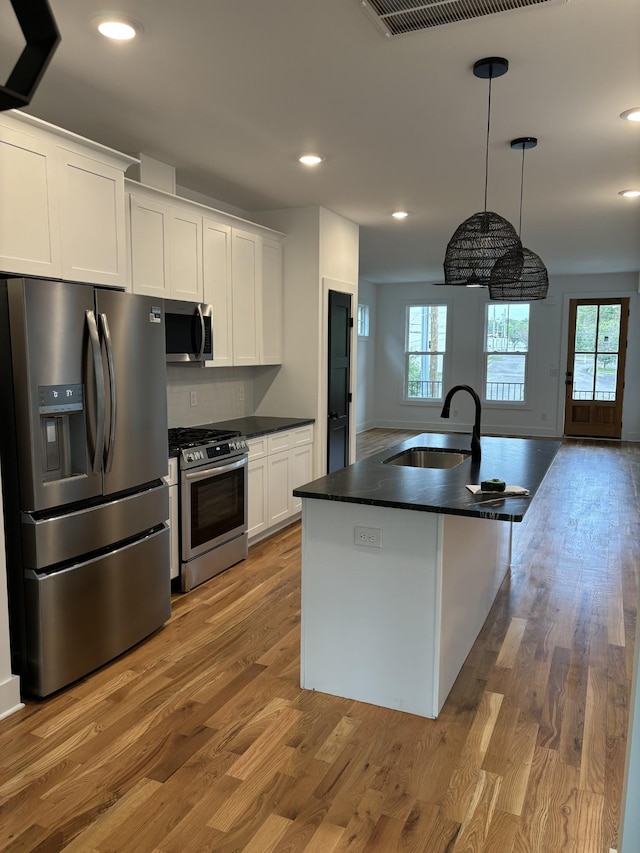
top-left (327, 290), bottom-right (352, 473)
top-left (564, 297), bottom-right (629, 438)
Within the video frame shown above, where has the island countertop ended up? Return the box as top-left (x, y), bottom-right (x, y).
top-left (293, 433), bottom-right (561, 522)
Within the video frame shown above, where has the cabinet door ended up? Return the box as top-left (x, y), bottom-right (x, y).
top-left (267, 450), bottom-right (291, 526)
top-left (129, 195), bottom-right (170, 298)
top-left (261, 237), bottom-right (283, 365)
top-left (58, 149), bottom-right (128, 288)
top-left (167, 207), bottom-right (203, 301)
top-left (231, 228), bottom-right (260, 365)
top-left (290, 443), bottom-right (313, 514)
top-left (0, 122), bottom-right (61, 277)
top-left (203, 218), bottom-right (233, 366)
top-left (248, 456), bottom-right (269, 539)
top-left (168, 484), bottom-right (179, 580)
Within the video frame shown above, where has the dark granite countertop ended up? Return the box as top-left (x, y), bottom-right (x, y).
top-left (201, 416), bottom-right (315, 439)
top-left (293, 433), bottom-right (561, 522)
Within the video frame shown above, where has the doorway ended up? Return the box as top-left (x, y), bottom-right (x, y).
top-left (564, 297), bottom-right (629, 438)
top-left (327, 290), bottom-right (352, 473)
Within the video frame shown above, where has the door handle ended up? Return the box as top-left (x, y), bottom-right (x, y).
top-left (86, 310), bottom-right (105, 474)
top-left (329, 412), bottom-right (339, 420)
top-left (99, 313), bottom-right (117, 473)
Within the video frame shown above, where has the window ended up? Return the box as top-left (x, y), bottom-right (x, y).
top-left (405, 304), bottom-right (447, 400)
top-left (357, 303), bottom-right (370, 337)
top-left (484, 303), bottom-right (530, 402)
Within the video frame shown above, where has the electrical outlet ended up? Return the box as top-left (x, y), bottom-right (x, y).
top-left (453, 409), bottom-right (459, 417)
top-left (354, 526), bottom-right (383, 548)
top-left (238, 387), bottom-right (245, 402)
top-left (190, 391), bottom-right (197, 407)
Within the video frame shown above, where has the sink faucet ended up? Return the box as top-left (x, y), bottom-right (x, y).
top-left (440, 385), bottom-right (482, 463)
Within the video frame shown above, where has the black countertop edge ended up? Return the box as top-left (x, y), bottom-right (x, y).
top-left (191, 416), bottom-right (315, 440)
top-left (293, 433), bottom-right (561, 523)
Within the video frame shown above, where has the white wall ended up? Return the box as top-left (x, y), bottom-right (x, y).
top-left (369, 272), bottom-right (640, 441)
top-left (254, 206), bottom-right (359, 476)
top-left (356, 280), bottom-right (377, 433)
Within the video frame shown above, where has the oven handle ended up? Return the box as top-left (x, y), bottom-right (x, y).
top-left (183, 455), bottom-right (247, 484)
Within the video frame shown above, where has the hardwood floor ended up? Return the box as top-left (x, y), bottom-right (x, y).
top-left (0, 430), bottom-right (637, 852)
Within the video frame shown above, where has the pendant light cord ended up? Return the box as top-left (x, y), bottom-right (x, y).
top-left (518, 143), bottom-right (525, 237)
top-left (483, 71), bottom-right (492, 212)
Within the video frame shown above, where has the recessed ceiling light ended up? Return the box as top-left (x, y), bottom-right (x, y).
top-left (392, 210), bottom-right (409, 219)
top-left (95, 16), bottom-right (141, 40)
top-left (620, 108), bottom-right (640, 122)
top-left (298, 154), bottom-right (324, 166)
top-left (619, 189), bottom-right (640, 198)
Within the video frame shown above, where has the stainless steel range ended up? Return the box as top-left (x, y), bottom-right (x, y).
top-left (168, 427), bottom-right (249, 592)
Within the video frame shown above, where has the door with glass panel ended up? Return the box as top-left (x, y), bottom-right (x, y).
top-left (564, 298), bottom-right (628, 438)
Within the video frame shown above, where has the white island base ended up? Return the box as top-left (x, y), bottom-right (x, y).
top-left (300, 499), bottom-right (512, 719)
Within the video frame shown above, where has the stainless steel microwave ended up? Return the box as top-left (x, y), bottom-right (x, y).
top-left (164, 301), bottom-right (213, 363)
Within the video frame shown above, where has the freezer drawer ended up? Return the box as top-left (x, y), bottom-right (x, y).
top-left (23, 524), bottom-right (170, 696)
top-left (21, 481), bottom-right (168, 569)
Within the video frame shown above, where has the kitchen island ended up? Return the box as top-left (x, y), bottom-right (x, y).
top-left (293, 433), bottom-right (560, 718)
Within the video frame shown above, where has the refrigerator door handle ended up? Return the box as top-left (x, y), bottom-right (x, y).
top-left (86, 310), bottom-right (106, 474)
top-left (195, 303), bottom-right (206, 361)
top-left (99, 312), bottom-right (118, 474)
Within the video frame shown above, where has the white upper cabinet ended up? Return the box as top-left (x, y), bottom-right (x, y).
top-left (58, 149), bottom-right (128, 287)
top-left (0, 122), bottom-right (61, 277)
top-left (129, 195), bottom-right (168, 298)
top-left (166, 207), bottom-right (203, 301)
top-left (203, 218), bottom-right (233, 367)
top-left (231, 228), bottom-right (261, 366)
top-left (0, 111), bottom-right (135, 287)
top-left (126, 180), bottom-right (283, 363)
top-left (129, 191), bottom-right (203, 301)
top-left (261, 237), bottom-right (283, 365)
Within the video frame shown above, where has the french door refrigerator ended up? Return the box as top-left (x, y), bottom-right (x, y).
top-left (0, 277), bottom-right (170, 696)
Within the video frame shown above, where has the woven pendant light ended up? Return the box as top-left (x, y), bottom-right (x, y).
top-left (444, 58), bottom-right (522, 286)
top-left (489, 137), bottom-right (549, 301)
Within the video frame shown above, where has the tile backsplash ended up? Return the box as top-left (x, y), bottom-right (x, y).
top-left (167, 366), bottom-right (254, 427)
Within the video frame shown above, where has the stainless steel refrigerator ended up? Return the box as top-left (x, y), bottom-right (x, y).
top-left (0, 277), bottom-right (170, 696)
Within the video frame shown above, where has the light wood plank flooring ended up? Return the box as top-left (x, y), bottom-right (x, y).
top-left (0, 430), bottom-right (637, 852)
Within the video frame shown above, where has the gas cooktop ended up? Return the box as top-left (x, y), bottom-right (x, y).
top-left (168, 426), bottom-right (241, 453)
top-left (168, 426), bottom-right (248, 469)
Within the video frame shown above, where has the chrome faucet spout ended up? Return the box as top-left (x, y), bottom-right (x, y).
top-left (440, 384), bottom-right (482, 463)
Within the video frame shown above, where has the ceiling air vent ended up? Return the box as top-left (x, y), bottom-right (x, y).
top-left (358, 0), bottom-right (569, 37)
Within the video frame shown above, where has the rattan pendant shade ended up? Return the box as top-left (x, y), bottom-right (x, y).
top-left (443, 57), bottom-right (522, 286)
top-left (489, 247), bottom-right (549, 301)
top-left (489, 137), bottom-right (548, 301)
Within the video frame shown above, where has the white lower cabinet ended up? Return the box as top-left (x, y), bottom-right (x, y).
top-left (247, 425), bottom-right (313, 543)
top-left (165, 457), bottom-right (179, 581)
top-left (268, 451), bottom-right (292, 526)
top-left (248, 455), bottom-right (268, 539)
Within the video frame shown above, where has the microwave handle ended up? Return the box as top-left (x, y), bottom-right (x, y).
top-left (195, 304), bottom-right (205, 361)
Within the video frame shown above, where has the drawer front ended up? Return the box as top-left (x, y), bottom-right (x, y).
top-left (267, 430), bottom-right (291, 455)
top-left (292, 425), bottom-right (313, 447)
top-left (248, 436), bottom-right (268, 461)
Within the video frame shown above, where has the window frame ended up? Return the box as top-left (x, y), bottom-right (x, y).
top-left (402, 300), bottom-right (451, 404)
top-left (482, 302), bottom-right (531, 406)
top-left (357, 302), bottom-right (370, 338)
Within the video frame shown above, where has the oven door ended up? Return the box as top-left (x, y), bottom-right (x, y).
top-left (181, 455), bottom-right (247, 561)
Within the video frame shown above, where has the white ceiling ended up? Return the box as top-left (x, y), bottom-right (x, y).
top-left (1, 0), bottom-right (639, 284)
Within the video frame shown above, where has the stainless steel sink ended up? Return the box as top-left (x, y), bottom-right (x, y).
top-left (383, 447), bottom-right (470, 469)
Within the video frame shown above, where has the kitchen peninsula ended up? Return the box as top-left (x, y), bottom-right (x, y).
top-left (294, 433), bottom-right (560, 718)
